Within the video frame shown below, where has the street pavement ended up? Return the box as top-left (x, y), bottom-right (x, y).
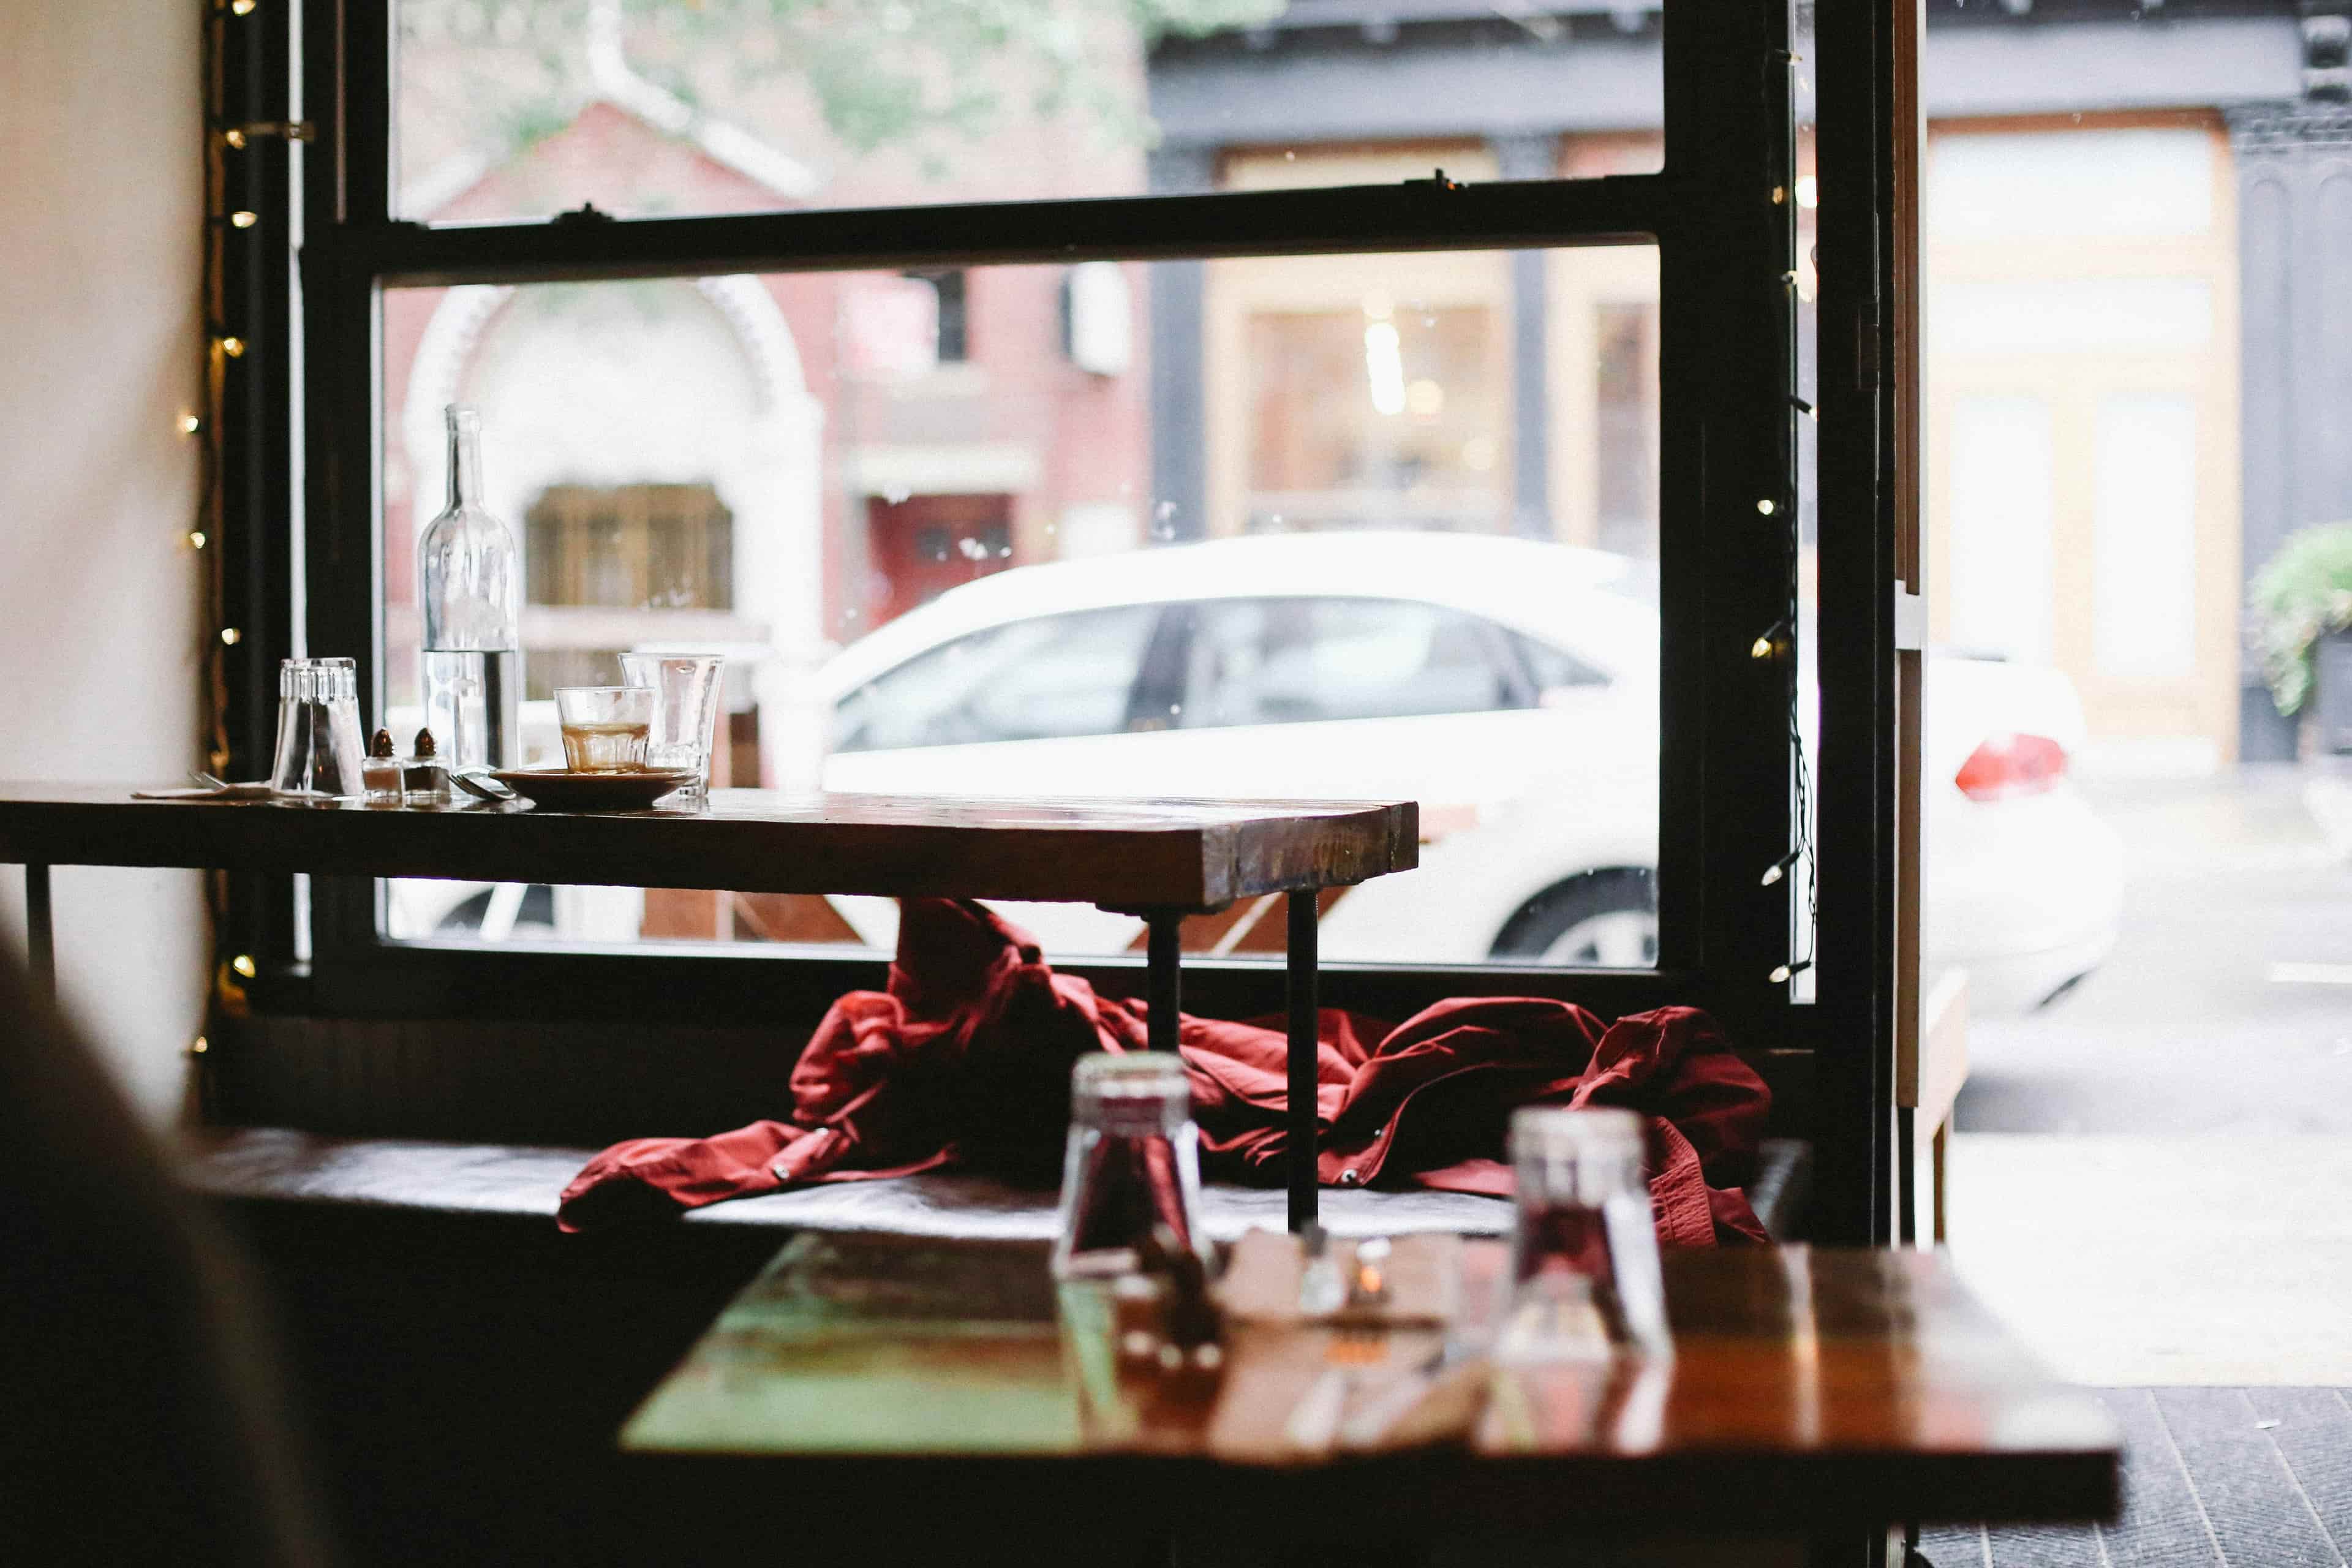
top-left (1939, 764), bottom-right (2352, 1383)
top-left (1953, 763), bottom-right (2352, 1136)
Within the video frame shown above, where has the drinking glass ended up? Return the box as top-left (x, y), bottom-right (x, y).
top-left (268, 657), bottom-right (368, 798)
top-left (619, 652), bottom-right (726, 796)
top-left (555, 685), bottom-right (654, 772)
top-left (1502, 1106), bottom-right (1672, 1357)
top-left (1052, 1053), bottom-right (1205, 1280)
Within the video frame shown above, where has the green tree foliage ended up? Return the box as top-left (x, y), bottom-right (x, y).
top-left (631, 0), bottom-right (1285, 157)
top-left (2249, 521), bottom-right (2352, 715)
top-left (398, 0), bottom-right (1284, 189)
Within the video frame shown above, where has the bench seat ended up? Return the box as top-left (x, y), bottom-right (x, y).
top-left (181, 1126), bottom-right (1809, 1241)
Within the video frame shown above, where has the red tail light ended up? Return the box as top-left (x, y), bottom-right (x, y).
top-left (1954, 733), bottom-right (2068, 802)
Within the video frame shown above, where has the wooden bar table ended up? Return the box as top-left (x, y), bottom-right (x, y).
top-left (620, 1232), bottom-right (2120, 1550)
top-left (0, 784), bottom-right (1415, 1231)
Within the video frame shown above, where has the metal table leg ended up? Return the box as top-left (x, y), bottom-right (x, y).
top-left (24, 863), bottom-right (55, 1008)
top-left (1896, 1105), bottom-right (1917, 1248)
top-left (1144, 910), bottom-right (1182, 1054)
top-left (1287, 891), bottom-right (1319, 1234)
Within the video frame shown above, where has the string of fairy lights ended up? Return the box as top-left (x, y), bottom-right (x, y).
top-left (194, 0), bottom-right (309, 1035)
top-left (194, 0), bottom-right (310, 778)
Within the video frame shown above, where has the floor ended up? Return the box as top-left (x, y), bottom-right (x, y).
top-left (1922, 770), bottom-right (2352, 1563)
top-left (1937, 767), bottom-right (2352, 1386)
top-left (1920, 1389), bottom-right (2352, 1568)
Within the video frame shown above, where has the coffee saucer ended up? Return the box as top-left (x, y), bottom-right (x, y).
top-left (487, 767), bottom-right (699, 811)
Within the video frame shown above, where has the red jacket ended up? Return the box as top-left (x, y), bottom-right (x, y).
top-left (559, 898), bottom-right (1770, 1244)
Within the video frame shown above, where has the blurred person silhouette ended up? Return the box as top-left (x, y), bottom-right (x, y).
top-left (0, 951), bottom-right (331, 1566)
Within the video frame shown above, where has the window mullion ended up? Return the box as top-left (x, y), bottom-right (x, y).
top-left (320, 178), bottom-right (1672, 290)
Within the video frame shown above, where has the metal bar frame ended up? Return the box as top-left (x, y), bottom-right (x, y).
top-left (227, 1), bottom-right (1906, 1241)
top-left (1286, 892), bottom-right (1321, 1232)
top-left (23, 864), bottom-right (54, 1008)
top-left (1145, 912), bottom-right (1183, 1057)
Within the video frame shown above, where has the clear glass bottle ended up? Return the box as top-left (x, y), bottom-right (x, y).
top-left (1052, 1053), bottom-right (1205, 1280)
top-left (418, 403), bottom-right (521, 771)
top-left (1502, 1106), bottom-right (1672, 1358)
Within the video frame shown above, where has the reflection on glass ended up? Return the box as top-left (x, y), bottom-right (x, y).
top-left (391, 1), bottom-right (1665, 225)
top-left (379, 247), bottom-right (1664, 967)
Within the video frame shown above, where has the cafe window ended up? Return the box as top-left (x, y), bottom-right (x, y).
top-left (262, 2), bottom-right (1816, 1048)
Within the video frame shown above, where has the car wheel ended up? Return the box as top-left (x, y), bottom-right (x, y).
top-left (1489, 869), bottom-right (1658, 968)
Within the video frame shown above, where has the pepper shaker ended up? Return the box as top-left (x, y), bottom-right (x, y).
top-left (403, 728), bottom-right (453, 807)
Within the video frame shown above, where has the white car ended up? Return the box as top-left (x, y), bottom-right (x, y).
top-left (810, 532), bottom-right (2121, 1014)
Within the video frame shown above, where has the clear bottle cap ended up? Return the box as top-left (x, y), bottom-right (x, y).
top-left (279, 657), bottom-right (358, 702)
top-left (1510, 1106), bottom-right (1643, 1158)
top-left (1071, 1052), bottom-right (1192, 1134)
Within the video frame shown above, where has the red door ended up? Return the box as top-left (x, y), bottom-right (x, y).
top-left (867, 494), bottom-right (1014, 626)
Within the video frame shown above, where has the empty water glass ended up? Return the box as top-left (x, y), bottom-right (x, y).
top-left (619, 652), bottom-right (726, 796)
top-left (268, 657), bottom-right (368, 798)
top-left (1053, 1053), bottom-right (1205, 1280)
top-left (1503, 1106), bottom-right (1672, 1357)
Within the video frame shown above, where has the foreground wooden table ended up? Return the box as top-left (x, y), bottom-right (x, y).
top-left (0, 784), bottom-right (1415, 1229)
top-left (623, 1232), bottom-right (2119, 1537)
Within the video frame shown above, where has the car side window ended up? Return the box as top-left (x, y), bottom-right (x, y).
top-left (1178, 597), bottom-right (1522, 729)
top-left (1512, 631), bottom-right (1609, 693)
top-left (833, 604), bottom-right (1161, 752)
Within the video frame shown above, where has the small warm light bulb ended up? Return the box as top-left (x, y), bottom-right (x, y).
top-left (219, 336), bottom-right (246, 357)
top-left (224, 127), bottom-right (247, 149)
top-left (232, 0), bottom-right (256, 13)
top-left (179, 413), bottom-right (203, 434)
top-left (1756, 498), bottom-right (1777, 516)
top-left (1761, 851), bottom-right (1800, 888)
top-left (220, 626), bottom-right (242, 645)
top-left (188, 1035), bottom-right (211, 1055)
top-left (1770, 960), bottom-right (1812, 984)
top-left (230, 954), bottom-right (257, 979)
top-left (1769, 963), bottom-right (1792, 984)
top-left (189, 530), bottom-right (208, 550)
top-left (1751, 634), bottom-right (1775, 660)
top-left (1762, 864), bottom-right (1784, 887)
top-left (230, 209), bottom-right (258, 228)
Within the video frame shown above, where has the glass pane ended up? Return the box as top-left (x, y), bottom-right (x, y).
top-left (391, 1), bottom-right (1664, 225)
top-left (375, 244), bottom-right (1662, 968)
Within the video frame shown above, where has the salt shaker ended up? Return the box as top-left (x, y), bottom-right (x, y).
top-left (364, 729), bottom-right (404, 805)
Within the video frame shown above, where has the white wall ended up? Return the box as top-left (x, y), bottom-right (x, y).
top-left (0, 1), bottom-right (209, 1119)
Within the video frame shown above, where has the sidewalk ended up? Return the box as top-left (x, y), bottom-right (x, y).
top-left (1946, 1133), bottom-right (2352, 1385)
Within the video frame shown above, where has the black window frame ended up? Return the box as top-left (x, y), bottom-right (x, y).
top-left (211, 1), bottom-right (1902, 1246)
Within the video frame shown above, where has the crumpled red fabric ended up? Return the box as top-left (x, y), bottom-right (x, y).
top-left (559, 898), bottom-right (1771, 1244)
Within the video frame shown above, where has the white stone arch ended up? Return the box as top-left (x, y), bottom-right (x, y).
top-left (404, 273), bottom-right (826, 789)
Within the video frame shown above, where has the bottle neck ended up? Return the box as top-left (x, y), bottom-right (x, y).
top-left (445, 417), bottom-right (484, 511)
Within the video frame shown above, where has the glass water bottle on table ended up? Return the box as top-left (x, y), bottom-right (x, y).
top-left (417, 403), bottom-right (520, 770)
top-left (1053, 1053), bottom-right (1206, 1280)
top-left (1502, 1106), bottom-right (1673, 1358)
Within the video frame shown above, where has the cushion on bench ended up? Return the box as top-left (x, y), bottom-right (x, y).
top-left (181, 1127), bottom-right (1810, 1242)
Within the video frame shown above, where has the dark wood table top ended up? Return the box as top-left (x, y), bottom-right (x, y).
top-left (0, 784), bottom-right (1415, 908)
top-left (620, 1232), bottom-right (2120, 1530)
